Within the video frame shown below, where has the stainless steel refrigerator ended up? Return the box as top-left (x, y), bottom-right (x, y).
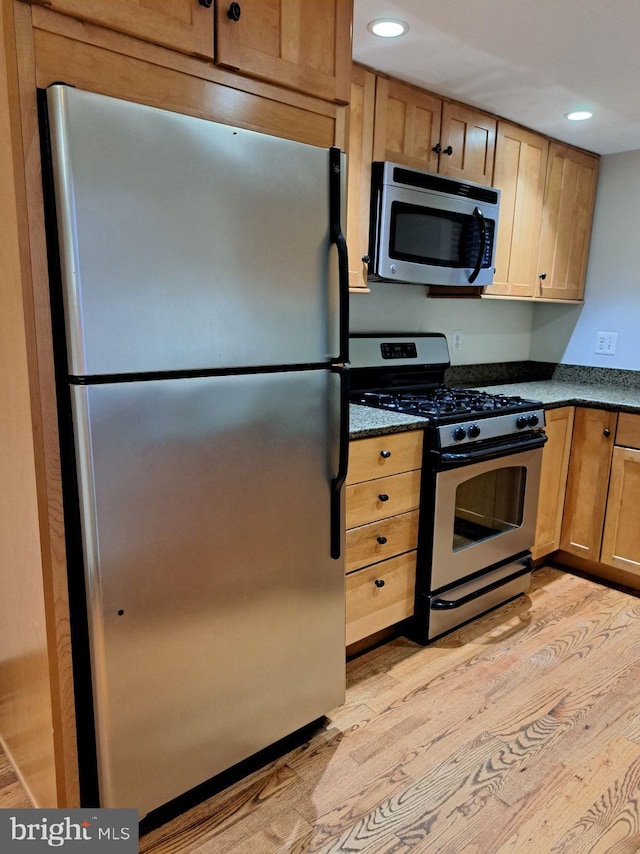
top-left (43, 84), bottom-right (348, 817)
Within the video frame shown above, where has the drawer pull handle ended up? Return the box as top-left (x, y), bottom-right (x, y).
top-left (380, 450), bottom-right (391, 459)
top-left (374, 579), bottom-right (385, 588)
top-left (376, 536), bottom-right (388, 545)
top-left (378, 493), bottom-right (389, 502)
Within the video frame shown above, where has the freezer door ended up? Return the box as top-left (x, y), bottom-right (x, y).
top-left (47, 85), bottom-right (341, 376)
top-left (71, 371), bottom-right (345, 815)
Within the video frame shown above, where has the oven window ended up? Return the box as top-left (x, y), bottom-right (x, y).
top-left (453, 466), bottom-right (526, 551)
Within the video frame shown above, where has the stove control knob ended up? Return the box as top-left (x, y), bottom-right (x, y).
top-left (468, 424), bottom-right (481, 439)
top-left (516, 416), bottom-right (528, 430)
top-left (453, 426), bottom-right (467, 441)
top-left (527, 413), bottom-right (540, 427)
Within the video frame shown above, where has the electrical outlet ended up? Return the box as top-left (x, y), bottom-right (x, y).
top-left (595, 331), bottom-right (618, 355)
top-left (452, 330), bottom-right (463, 352)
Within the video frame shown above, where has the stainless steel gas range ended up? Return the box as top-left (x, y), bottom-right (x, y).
top-left (350, 333), bottom-right (547, 643)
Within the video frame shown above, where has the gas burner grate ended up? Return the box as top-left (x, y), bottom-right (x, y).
top-left (356, 387), bottom-right (531, 420)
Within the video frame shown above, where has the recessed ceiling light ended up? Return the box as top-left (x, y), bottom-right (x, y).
top-left (565, 111), bottom-right (593, 121)
top-left (367, 18), bottom-right (409, 38)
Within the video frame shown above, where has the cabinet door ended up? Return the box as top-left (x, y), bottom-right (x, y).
top-left (491, 123), bottom-right (549, 298)
top-left (560, 408), bottom-right (617, 560)
top-left (373, 76), bottom-right (441, 171)
top-left (31, 0), bottom-right (214, 58)
top-left (438, 102), bottom-right (496, 185)
top-left (531, 407), bottom-right (574, 559)
top-left (346, 65), bottom-right (375, 289)
top-left (346, 553), bottom-right (416, 646)
top-left (601, 447), bottom-right (640, 574)
top-left (215, 0), bottom-right (352, 103)
top-left (538, 143), bottom-right (599, 301)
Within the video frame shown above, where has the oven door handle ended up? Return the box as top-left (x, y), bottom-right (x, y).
top-left (468, 206), bottom-right (486, 284)
top-left (437, 432), bottom-right (547, 465)
top-left (431, 559), bottom-right (533, 610)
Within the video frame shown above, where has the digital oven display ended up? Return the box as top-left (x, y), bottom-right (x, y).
top-left (380, 342), bottom-right (418, 359)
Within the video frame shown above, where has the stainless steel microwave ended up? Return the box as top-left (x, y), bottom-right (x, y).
top-left (368, 162), bottom-right (500, 287)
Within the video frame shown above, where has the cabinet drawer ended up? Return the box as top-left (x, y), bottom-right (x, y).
top-left (346, 552), bottom-right (416, 646)
top-left (616, 413), bottom-right (640, 450)
top-left (345, 510), bottom-right (419, 573)
top-left (346, 470), bottom-right (421, 529)
top-left (347, 431), bottom-right (423, 485)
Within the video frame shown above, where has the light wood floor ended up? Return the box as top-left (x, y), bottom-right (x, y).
top-left (5, 567), bottom-right (640, 852)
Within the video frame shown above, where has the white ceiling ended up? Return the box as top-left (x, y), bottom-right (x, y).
top-left (352, 0), bottom-right (640, 156)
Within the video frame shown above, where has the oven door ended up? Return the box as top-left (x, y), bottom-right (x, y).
top-left (429, 445), bottom-right (542, 592)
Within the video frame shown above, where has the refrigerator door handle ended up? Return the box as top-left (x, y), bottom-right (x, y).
top-left (329, 146), bottom-right (349, 365)
top-left (330, 365), bottom-right (349, 560)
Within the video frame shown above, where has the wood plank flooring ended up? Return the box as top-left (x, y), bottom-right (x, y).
top-left (4, 567), bottom-right (640, 851)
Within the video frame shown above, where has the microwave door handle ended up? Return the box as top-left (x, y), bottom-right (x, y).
top-left (468, 206), bottom-right (487, 284)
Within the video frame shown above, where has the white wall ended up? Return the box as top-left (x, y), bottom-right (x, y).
top-left (350, 282), bottom-right (534, 364)
top-left (531, 149), bottom-right (640, 369)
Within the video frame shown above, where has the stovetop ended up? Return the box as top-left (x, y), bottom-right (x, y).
top-left (348, 333), bottom-right (546, 449)
top-left (352, 386), bottom-right (546, 449)
top-left (352, 386), bottom-right (541, 423)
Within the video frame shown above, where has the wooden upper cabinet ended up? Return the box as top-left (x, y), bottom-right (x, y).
top-left (346, 65), bottom-right (375, 289)
top-left (373, 77), bottom-right (441, 171)
top-left (215, 0), bottom-right (353, 103)
top-left (438, 102), bottom-right (496, 185)
top-left (560, 408), bottom-right (618, 561)
top-left (538, 143), bottom-right (599, 301)
top-left (491, 122), bottom-right (549, 298)
top-left (373, 76), bottom-right (496, 183)
top-left (28, 0), bottom-right (215, 58)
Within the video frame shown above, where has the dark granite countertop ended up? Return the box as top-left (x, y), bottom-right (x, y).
top-left (349, 404), bottom-right (427, 439)
top-left (349, 373), bottom-right (640, 439)
top-left (471, 379), bottom-right (640, 414)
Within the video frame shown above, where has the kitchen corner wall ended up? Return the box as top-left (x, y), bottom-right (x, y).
top-left (531, 148), bottom-right (640, 370)
top-left (349, 283), bottom-right (535, 365)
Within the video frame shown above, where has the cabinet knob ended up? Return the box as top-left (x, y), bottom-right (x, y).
top-left (361, 253), bottom-right (371, 264)
top-left (227, 2), bottom-right (241, 21)
top-left (374, 579), bottom-right (385, 588)
top-left (380, 450), bottom-right (391, 459)
top-left (376, 536), bottom-right (388, 545)
top-left (442, 145), bottom-right (453, 156)
top-left (378, 493), bottom-right (390, 502)
top-left (539, 272), bottom-right (547, 280)
top-left (198, 0), bottom-right (213, 7)
top-left (603, 428), bottom-right (611, 438)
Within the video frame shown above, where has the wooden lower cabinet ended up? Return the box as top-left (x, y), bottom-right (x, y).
top-left (559, 408), bottom-right (617, 560)
top-left (345, 553), bottom-right (416, 646)
top-left (532, 407), bottom-right (574, 559)
top-left (345, 430), bottom-right (423, 646)
top-left (600, 446), bottom-right (640, 574)
top-left (557, 409), bottom-right (640, 584)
